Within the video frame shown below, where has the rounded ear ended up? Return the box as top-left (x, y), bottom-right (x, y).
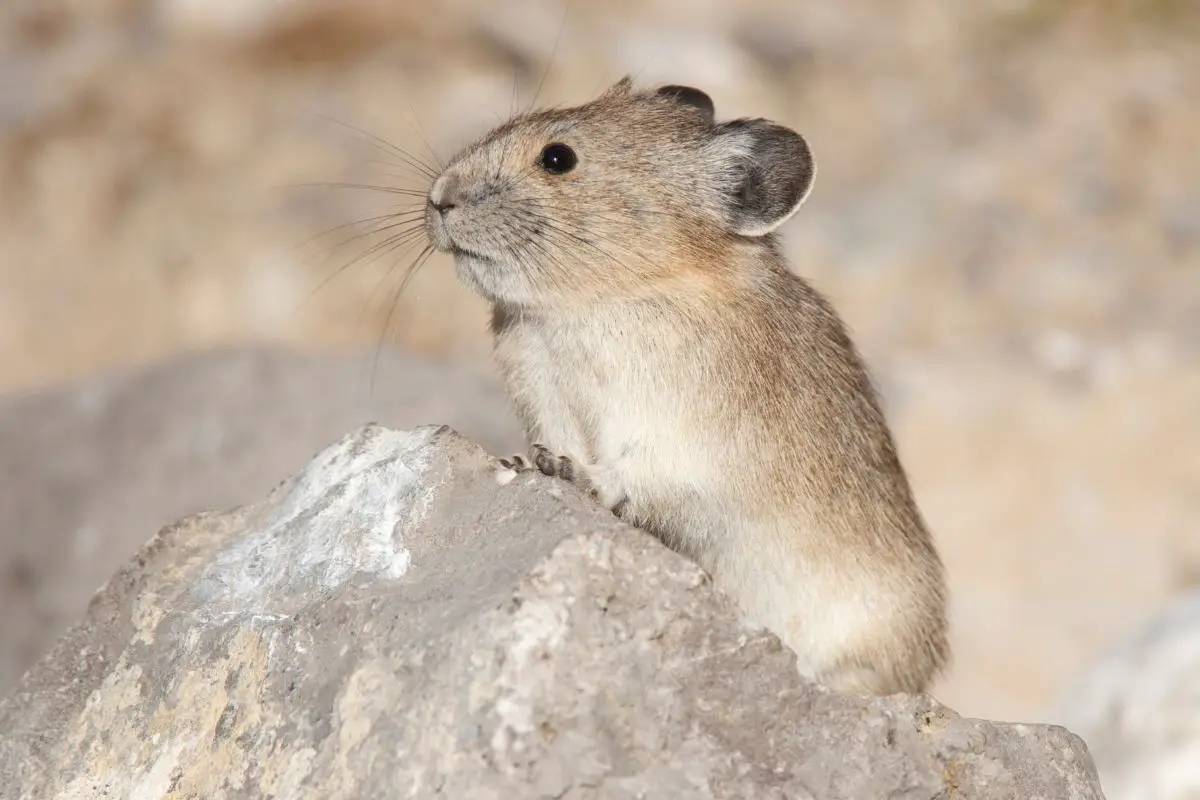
top-left (714, 119), bottom-right (815, 237)
top-left (655, 85), bottom-right (715, 125)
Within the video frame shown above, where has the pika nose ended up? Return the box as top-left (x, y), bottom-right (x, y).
top-left (428, 174), bottom-right (460, 214)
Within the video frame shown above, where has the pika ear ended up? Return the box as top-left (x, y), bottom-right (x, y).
top-left (655, 85), bottom-right (715, 124)
top-left (714, 119), bottom-right (815, 237)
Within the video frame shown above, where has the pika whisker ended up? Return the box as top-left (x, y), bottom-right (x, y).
top-left (317, 114), bottom-right (439, 180)
top-left (371, 243), bottom-right (436, 390)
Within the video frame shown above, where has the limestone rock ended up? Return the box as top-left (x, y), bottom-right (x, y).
top-left (0, 346), bottom-right (521, 696)
top-left (1051, 588), bottom-right (1200, 800)
top-left (0, 425), bottom-right (1106, 799)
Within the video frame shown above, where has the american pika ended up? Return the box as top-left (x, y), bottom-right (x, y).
top-left (423, 77), bottom-right (950, 695)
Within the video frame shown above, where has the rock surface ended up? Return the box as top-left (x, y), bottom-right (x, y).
top-left (0, 424), bottom-right (1105, 799)
top-left (0, 346), bottom-right (521, 696)
top-left (1051, 588), bottom-right (1200, 800)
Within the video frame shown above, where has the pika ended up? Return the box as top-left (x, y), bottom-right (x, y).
top-left (423, 77), bottom-right (949, 695)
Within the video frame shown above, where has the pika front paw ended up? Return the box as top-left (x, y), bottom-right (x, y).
top-left (529, 443), bottom-right (629, 513)
top-left (498, 445), bottom-right (579, 481)
top-left (501, 444), bottom-right (629, 515)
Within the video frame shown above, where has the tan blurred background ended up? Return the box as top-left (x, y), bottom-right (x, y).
top-left (0, 0), bottom-right (1197, 728)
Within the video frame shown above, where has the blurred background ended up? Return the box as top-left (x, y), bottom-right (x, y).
top-left (0, 0), bottom-right (1197, 787)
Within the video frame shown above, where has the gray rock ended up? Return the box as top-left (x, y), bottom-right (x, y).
top-left (0, 346), bottom-right (522, 696)
top-left (0, 424), bottom-right (1106, 799)
top-left (1051, 588), bottom-right (1200, 800)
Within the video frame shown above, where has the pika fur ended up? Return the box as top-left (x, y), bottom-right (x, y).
top-left (423, 77), bottom-right (950, 695)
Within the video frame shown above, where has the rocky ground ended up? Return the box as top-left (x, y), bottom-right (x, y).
top-left (0, 0), bottom-right (1197, 732)
top-left (0, 425), bottom-right (1107, 799)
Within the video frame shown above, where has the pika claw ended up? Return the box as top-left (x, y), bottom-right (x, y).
top-left (532, 443), bottom-right (557, 476)
top-left (499, 453), bottom-right (533, 472)
top-left (531, 443), bottom-right (579, 482)
top-left (557, 456), bottom-right (576, 483)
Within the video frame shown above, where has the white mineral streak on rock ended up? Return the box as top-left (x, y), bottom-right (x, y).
top-left (194, 425), bottom-right (436, 617)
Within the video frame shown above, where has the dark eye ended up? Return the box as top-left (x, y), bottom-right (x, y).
top-left (539, 143), bottom-right (577, 175)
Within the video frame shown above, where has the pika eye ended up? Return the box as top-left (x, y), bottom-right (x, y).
top-left (539, 143), bottom-right (577, 175)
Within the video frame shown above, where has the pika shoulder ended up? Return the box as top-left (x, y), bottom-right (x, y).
top-left (423, 77), bottom-right (950, 695)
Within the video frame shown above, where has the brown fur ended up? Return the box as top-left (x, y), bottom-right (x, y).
top-left (424, 78), bottom-right (950, 695)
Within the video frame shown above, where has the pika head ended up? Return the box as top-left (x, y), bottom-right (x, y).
top-left (424, 77), bottom-right (816, 308)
